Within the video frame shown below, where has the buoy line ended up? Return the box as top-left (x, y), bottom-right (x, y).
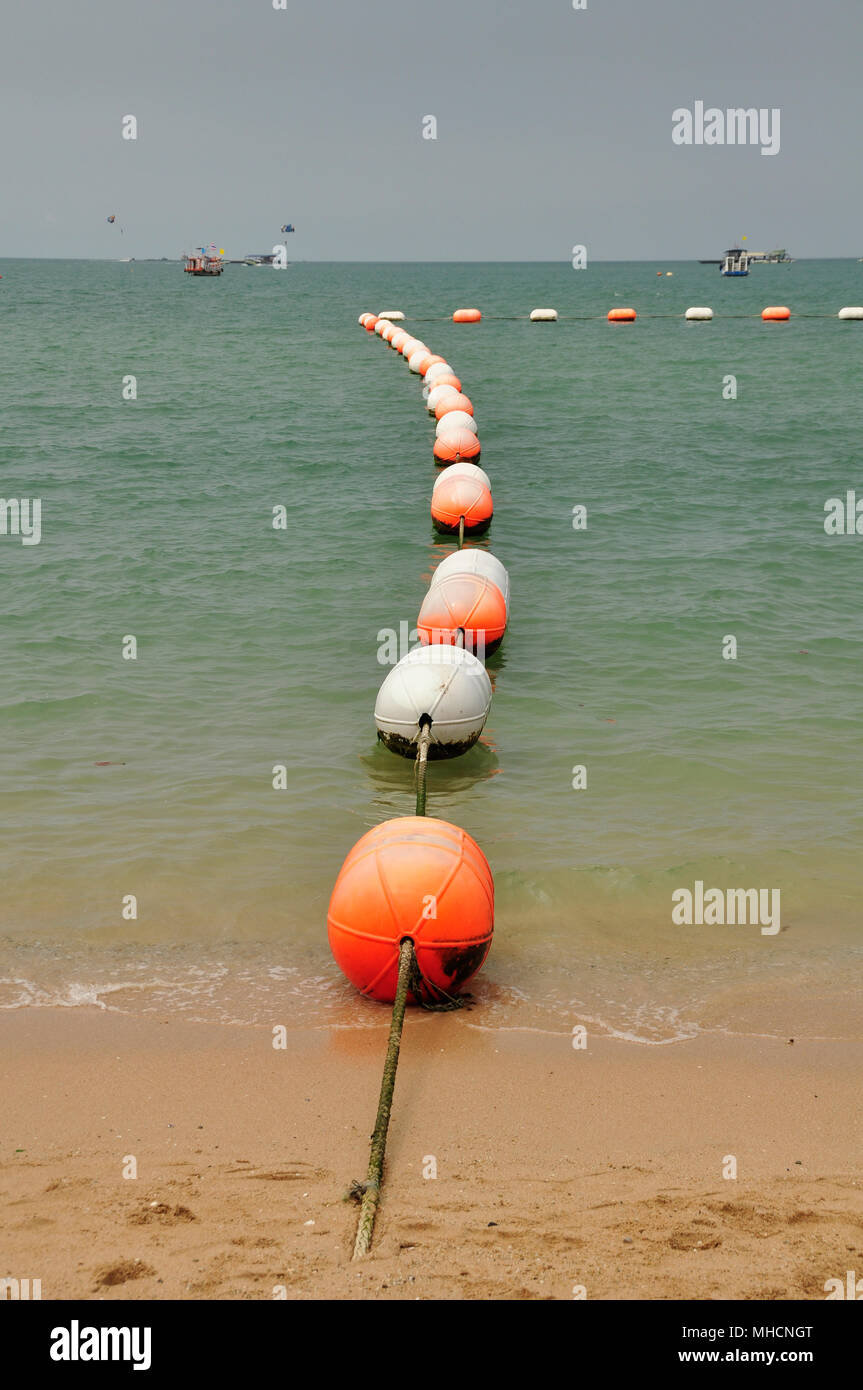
top-left (373, 310), bottom-right (862, 323)
top-left (338, 310), bottom-right (507, 1257)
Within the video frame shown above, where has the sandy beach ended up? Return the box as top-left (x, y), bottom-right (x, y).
top-left (2, 1007), bottom-right (860, 1301)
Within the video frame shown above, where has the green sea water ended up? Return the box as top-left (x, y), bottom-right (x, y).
top-left (1, 258), bottom-right (861, 1041)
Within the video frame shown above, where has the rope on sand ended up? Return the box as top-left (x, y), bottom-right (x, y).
top-left (351, 935), bottom-right (415, 1260)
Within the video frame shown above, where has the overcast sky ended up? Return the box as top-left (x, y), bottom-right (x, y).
top-left (2, 0), bottom-right (861, 260)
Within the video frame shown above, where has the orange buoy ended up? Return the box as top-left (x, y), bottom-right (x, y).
top-left (425, 371), bottom-right (462, 394)
top-left (433, 429), bottom-right (481, 463)
top-left (453, 308), bottom-right (482, 323)
top-left (327, 817), bottom-right (494, 1003)
top-left (762, 305), bottom-right (790, 321)
top-left (364, 315), bottom-right (379, 332)
top-left (420, 355), bottom-right (447, 375)
top-left (608, 307), bottom-right (637, 322)
top-left (417, 573), bottom-right (506, 655)
top-left (430, 475), bottom-right (492, 535)
top-left (435, 391), bottom-right (474, 421)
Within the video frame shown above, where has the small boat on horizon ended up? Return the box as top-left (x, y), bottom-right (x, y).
top-left (183, 252), bottom-right (224, 276)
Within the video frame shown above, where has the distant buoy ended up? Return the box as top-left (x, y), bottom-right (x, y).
top-left (435, 392), bottom-right (474, 421)
top-left (327, 817), bottom-right (494, 1003)
top-left (453, 308), bottom-right (482, 323)
top-left (425, 363), bottom-right (458, 386)
top-left (433, 430), bottom-right (481, 463)
top-left (430, 547), bottom-right (510, 613)
top-left (417, 573), bottom-right (506, 654)
top-left (838, 307), bottom-right (863, 320)
top-left (409, 349), bottom-right (433, 374)
top-left (685, 307), bottom-right (714, 321)
top-left (762, 306), bottom-right (790, 321)
top-left (427, 382), bottom-right (461, 414)
top-left (358, 313), bottom-right (374, 326)
top-left (430, 476), bottom-right (492, 536)
top-left (530, 308), bottom-right (558, 321)
top-left (435, 411), bottom-right (478, 437)
top-left (374, 645), bottom-right (492, 759)
top-left (432, 460), bottom-right (492, 491)
top-left (377, 310), bottom-right (405, 321)
top-left (608, 308), bottom-right (636, 322)
top-left (666, 272), bottom-right (673, 277)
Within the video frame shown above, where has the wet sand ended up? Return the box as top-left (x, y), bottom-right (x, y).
top-left (2, 1008), bottom-right (861, 1300)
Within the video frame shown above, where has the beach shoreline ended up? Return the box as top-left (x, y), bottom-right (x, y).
top-left (3, 1006), bottom-right (860, 1301)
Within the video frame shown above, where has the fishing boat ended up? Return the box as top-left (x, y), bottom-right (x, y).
top-left (183, 252), bottom-right (224, 276)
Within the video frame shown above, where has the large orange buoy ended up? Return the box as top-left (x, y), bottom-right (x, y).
top-left (762, 305), bottom-right (790, 321)
top-left (435, 391), bottom-right (474, 420)
top-left (417, 573), bottom-right (506, 655)
top-left (328, 817), bottom-right (494, 1003)
top-left (608, 307), bottom-right (636, 322)
top-left (453, 308), bottom-right (482, 323)
top-left (433, 429), bottom-right (482, 463)
top-left (364, 315), bottom-right (379, 332)
top-left (430, 475), bottom-right (492, 535)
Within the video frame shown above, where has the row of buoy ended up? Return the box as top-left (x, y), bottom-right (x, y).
top-left (329, 314), bottom-right (509, 1008)
top-left (365, 305), bottom-right (863, 324)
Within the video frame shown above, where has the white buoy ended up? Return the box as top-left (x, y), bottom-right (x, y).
top-left (435, 411), bottom-right (478, 437)
top-left (432, 461), bottom-right (492, 492)
top-left (425, 363), bottom-right (456, 386)
top-left (374, 319), bottom-right (387, 335)
top-left (838, 307), bottom-right (863, 320)
top-left (374, 645), bottom-right (492, 759)
top-left (408, 349), bottom-right (430, 373)
top-left (427, 383), bottom-right (460, 414)
top-left (377, 310), bottom-right (405, 321)
top-left (685, 307), bottom-right (714, 320)
top-left (530, 308), bottom-right (558, 321)
top-left (430, 548), bottom-right (510, 614)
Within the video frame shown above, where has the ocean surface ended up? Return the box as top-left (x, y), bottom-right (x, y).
top-left (1, 257), bottom-right (861, 1043)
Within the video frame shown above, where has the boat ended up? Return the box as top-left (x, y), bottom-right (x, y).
top-left (720, 247), bottom-right (750, 276)
top-left (183, 252), bottom-right (224, 276)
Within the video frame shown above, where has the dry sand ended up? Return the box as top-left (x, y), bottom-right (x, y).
top-left (2, 1007), bottom-right (861, 1300)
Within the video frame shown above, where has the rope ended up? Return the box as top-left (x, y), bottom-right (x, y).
top-left (414, 718), bottom-right (431, 816)
top-left (458, 515), bottom-right (465, 549)
top-left (351, 935), bottom-right (415, 1260)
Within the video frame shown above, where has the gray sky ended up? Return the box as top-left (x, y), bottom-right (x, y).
top-left (2, 0), bottom-right (861, 259)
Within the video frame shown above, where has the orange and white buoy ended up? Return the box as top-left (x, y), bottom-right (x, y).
top-left (417, 572), bottom-right (506, 654)
top-left (435, 410), bottom-right (478, 437)
top-left (328, 817), bottom-right (494, 1003)
top-left (433, 429), bottom-right (482, 463)
top-left (762, 306), bottom-right (790, 321)
top-left (608, 307), bottom-right (636, 322)
top-left (430, 475), bottom-right (492, 535)
top-left (453, 308), bottom-right (482, 323)
top-left (435, 391), bottom-right (474, 421)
